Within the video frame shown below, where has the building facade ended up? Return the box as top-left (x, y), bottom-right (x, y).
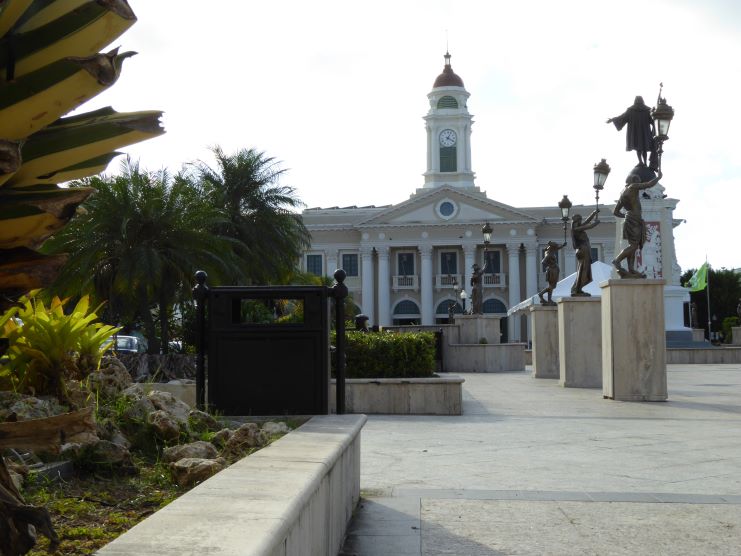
top-left (300, 53), bottom-right (671, 342)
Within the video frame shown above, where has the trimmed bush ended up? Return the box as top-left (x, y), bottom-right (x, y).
top-left (331, 331), bottom-right (435, 378)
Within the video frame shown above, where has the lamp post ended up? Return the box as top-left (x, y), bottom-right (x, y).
top-left (558, 195), bottom-right (572, 244)
top-left (593, 159), bottom-right (610, 212)
top-left (652, 83), bottom-right (674, 171)
top-left (482, 222), bottom-right (492, 251)
top-left (449, 276), bottom-right (459, 323)
top-left (460, 289), bottom-right (468, 313)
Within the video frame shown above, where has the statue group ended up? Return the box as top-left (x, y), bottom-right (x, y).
top-left (536, 93), bottom-right (668, 302)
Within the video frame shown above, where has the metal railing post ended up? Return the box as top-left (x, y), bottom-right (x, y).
top-left (331, 269), bottom-right (348, 414)
top-left (193, 270), bottom-right (209, 411)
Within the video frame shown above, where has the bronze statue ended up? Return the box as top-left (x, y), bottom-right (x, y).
top-left (570, 210), bottom-right (600, 296)
top-left (611, 169), bottom-right (662, 278)
top-left (607, 96), bottom-right (657, 170)
top-left (537, 241), bottom-right (566, 305)
top-left (470, 261), bottom-right (489, 314)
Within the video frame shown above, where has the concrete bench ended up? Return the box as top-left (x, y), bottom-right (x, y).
top-left (97, 414), bottom-right (367, 556)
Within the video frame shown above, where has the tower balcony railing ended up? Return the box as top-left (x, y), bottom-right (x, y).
top-left (392, 275), bottom-right (418, 291)
top-left (483, 273), bottom-right (507, 288)
top-left (435, 274), bottom-right (462, 290)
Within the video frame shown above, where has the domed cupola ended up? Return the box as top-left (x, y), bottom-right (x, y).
top-left (423, 52), bottom-right (475, 189)
top-left (433, 51), bottom-right (464, 88)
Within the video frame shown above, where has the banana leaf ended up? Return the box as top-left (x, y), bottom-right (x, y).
top-left (0, 49), bottom-right (135, 140)
top-left (7, 108), bottom-right (164, 185)
top-left (0, 0), bottom-right (136, 80)
top-left (0, 0), bottom-right (33, 37)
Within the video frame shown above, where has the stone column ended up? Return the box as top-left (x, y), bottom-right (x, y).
top-left (525, 242), bottom-right (538, 299)
top-left (326, 250), bottom-right (338, 276)
top-left (463, 245), bottom-right (476, 296)
top-left (529, 305), bottom-right (559, 378)
top-left (601, 279), bottom-right (667, 401)
top-left (376, 246), bottom-right (390, 327)
top-left (507, 243), bottom-right (521, 342)
top-left (360, 245), bottom-right (375, 325)
top-left (563, 246), bottom-right (576, 277)
top-left (420, 245), bottom-right (434, 325)
top-left (557, 297), bottom-right (602, 388)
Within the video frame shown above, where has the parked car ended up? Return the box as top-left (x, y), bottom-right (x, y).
top-left (107, 335), bottom-right (146, 354)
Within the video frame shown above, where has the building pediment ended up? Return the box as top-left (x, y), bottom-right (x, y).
top-left (356, 186), bottom-right (537, 227)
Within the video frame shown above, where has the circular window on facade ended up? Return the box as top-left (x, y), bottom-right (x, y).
top-left (436, 199), bottom-right (458, 220)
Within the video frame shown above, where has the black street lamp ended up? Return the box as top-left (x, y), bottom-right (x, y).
top-left (593, 158), bottom-right (610, 212)
top-left (482, 222), bottom-right (492, 249)
top-left (652, 84), bottom-right (675, 170)
top-left (558, 194), bottom-right (572, 244)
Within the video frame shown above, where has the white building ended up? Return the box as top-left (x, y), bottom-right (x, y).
top-left (300, 53), bottom-right (683, 342)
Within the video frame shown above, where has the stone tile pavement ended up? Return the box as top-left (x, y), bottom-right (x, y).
top-left (340, 364), bottom-right (741, 555)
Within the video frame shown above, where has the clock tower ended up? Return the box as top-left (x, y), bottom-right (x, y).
top-left (423, 52), bottom-right (475, 188)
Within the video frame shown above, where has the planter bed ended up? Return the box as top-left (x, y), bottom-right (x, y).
top-left (330, 375), bottom-right (464, 415)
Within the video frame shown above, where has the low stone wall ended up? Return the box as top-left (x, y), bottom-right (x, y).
top-left (667, 347), bottom-right (741, 364)
top-left (97, 414), bottom-right (366, 556)
top-left (330, 376), bottom-right (464, 415)
top-left (443, 343), bottom-right (526, 372)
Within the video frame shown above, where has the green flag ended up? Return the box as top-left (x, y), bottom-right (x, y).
top-left (686, 262), bottom-right (708, 292)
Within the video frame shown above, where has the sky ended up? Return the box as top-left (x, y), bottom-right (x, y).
top-left (82, 0), bottom-right (741, 272)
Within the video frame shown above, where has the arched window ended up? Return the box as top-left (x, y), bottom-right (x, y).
top-left (435, 300), bottom-right (463, 315)
top-left (437, 95), bottom-right (458, 109)
top-left (483, 298), bottom-right (507, 314)
top-left (393, 300), bottom-right (420, 315)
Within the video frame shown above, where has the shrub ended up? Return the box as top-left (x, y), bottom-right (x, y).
top-left (331, 331), bottom-right (435, 378)
top-left (722, 316), bottom-right (739, 343)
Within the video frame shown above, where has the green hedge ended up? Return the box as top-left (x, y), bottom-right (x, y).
top-left (331, 331), bottom-right (436, 378)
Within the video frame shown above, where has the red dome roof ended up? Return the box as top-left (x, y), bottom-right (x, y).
top-left (433, 52), bottom-right (464, 88)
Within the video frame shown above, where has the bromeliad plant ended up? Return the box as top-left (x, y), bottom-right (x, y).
top-left (0, 292), bottom-right (120, 405)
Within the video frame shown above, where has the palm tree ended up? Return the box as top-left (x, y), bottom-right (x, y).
top-left (193, 146), bottom-right (311, 284)
top-left (44, 158), bottom-right (240, 353)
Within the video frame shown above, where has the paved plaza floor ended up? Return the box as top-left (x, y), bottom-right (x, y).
top-left (340, 364), bottom-right (741, 555)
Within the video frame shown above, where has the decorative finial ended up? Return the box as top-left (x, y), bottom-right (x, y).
top-left (444, 50), bottom-right (451, 67)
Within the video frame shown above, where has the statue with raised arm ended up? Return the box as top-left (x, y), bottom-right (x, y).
top-left (537, 241), bottom-right (566, 305)
top-left (607, 96), bottom-right (658, 170)
top-left (470, 259), bottom-right (490, 315)
top-left (611, 169), bottom-right (663, 278)
top-left (570, 209), bottom-right (600, 295)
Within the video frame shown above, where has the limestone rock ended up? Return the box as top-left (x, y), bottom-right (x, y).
top-left (162, 441), bottom-right (218, 463)
top-left (262, 421), bottom-right (290, 435)
top-left (121, 395), bottom-right (155, 424)
top-left (0, 392), bottom-right (66, 422)
top-left (148, 390), bottom-right (191, 424)
top-left (210, 428), bottom-right (233, 449)
top-left (222, 423), bottom-right (267, 457)
top-left (147, 410), bottom-right (181, 441)
top-left (188, 409), bottom-right (219, 433)
top-left (170, 457), bottom-right (225, 487)
top-left (86, 439), bottom-right (132, 466)
top-left (87, 358), bottom-right (132, 399)
top-left (96, 420), bottom-right (131, 449)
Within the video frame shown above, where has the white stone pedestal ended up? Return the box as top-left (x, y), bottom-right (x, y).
top-left (691, 329), bottom-right (706, 342)
top-left (455, 314), bottom-right (501, 344)
top-left (557, 297), bottom-right (602, 388)
top-left (529, 305), bottom-right (558, 379)
top-left (732, 327), bottom-right (741, 346)
top-left (601, 279), bottom-right (667, 401)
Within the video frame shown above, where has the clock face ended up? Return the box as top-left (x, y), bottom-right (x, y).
top-left (439, 129), bottom-right (457, 147)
